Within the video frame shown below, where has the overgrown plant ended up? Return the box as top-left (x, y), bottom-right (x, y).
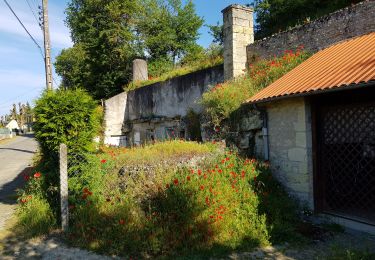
top-left (201, 47), bottom-right (310, 128)
top-left (64, 142), bottom-right (301, 257)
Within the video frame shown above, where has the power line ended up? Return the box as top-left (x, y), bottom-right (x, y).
top-left (25, 0), bottom-right (40, 29)
top-left (2, 0), bottom-right (45, 59)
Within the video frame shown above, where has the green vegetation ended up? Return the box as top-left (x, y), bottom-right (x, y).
top-left (127, 52), bottom-right (223, 90)
top-left (33, 89), bottom-right (102, 157)
top-left (16, 140), bottom-right (302, 257)
top-left (201, 47), bottom-right (311, 128)
top-left (254, 0), bottom-right (362, 39)
top-left (56, 0), bottom-right (205, 99)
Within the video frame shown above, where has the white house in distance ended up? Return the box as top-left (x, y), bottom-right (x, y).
top-left (6, 119), bottom-right (19, 131)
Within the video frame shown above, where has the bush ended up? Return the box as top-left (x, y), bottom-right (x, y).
top-left (201, 47), bottom-right (310, 128)
top-left (33, 89), bottom-right (101, 158)
top-left (66, 142), bottom-right (300, 257)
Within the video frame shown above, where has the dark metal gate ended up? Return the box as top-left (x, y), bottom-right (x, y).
top-left (317, 102), bottom-right (375, 224)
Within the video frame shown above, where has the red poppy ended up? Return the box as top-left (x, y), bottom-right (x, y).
top-left (100, 159), bottom-right (107, 164)
top-left (198, 169), bottom-right (202, 175)
top-left (174, 179), bottom-right (179, 185)
top-left (34, 172), bottom-right (41, 178)
top-left (187, 176), bottom-right (191, 181)
top-left (200, 185), bottom-right (204, 191)
top-left (24, 175), bottom-right (30, 181)
top-left (241, 171), bottom-right (245, 178)
top-left (119, 219), bottom-right (125, 225)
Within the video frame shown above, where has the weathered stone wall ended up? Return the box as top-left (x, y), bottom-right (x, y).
top-left (247, 0), bottom-right (375, 60)
top-left (126, 65), bottom-right (224, 120)
top-left (104, 92), bottom-right (128, 146)
top-left (223, 5), bottom-right (254, 80)
top-left (104, 65), bottom-right (224, 146)
top-left (263, 97), bottom-right (313, 208)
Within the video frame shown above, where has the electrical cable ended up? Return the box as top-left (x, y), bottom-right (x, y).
top-left (2, 0), bottom-right (45, 59)
top-left (25, 0), bottom-right (41, 29)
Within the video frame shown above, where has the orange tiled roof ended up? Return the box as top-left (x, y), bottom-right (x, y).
top-left (247, 32), bottom-right (375, 103)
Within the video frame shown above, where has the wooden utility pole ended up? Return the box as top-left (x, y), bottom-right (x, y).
top-left (42, 0), bottom-right (53, 90)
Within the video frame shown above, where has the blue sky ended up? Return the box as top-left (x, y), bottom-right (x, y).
top-left (0, 0), bottom-right (251, 117)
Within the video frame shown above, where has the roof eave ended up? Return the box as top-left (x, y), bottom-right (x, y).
top-left (246, 80), bottom-right (375, 105)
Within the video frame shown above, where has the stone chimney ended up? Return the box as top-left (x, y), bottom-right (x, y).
top-left (222, 5), bottom-right (254, 80)
top-left (132, 59), bottom-right (148, 82)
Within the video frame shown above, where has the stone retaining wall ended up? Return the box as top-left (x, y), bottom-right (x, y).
top-left (247, 0), bottom-right (375, 60)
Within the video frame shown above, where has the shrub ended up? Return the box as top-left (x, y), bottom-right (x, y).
top-left (201, 47), bottom-right (311, 128)
top-left (33, 89), bottom-right (101, 158)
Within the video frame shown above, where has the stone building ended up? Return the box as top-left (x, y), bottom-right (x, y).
top-left (246, 32), bottom-right (375, 232)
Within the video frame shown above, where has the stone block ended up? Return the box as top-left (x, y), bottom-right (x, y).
top-left (288, 148), bottom-right (307, 162)
top-left (239, 113), bottom-right (262, 131)
top-left (296, 132), bottom-right (307, 148)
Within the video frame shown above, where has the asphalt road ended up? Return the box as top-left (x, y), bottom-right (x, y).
top-left (0, 135), bottom-right (38, 230)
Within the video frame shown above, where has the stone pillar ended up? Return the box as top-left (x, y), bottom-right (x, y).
top-left (222, 5), bottom-right (254, 80)
top-left (132, 59), bottom-right (148, 82)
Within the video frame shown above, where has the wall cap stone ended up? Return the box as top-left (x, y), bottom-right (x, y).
top-left (222, 4), bottom-right (253, 14)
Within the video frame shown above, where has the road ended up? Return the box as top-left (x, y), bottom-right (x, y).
top-left (0, 135), bottom-right (38, 230)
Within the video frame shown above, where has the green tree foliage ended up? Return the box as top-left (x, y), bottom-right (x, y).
top-left (207, 22), bottom-right (224, 45)
top-left (56, 0), bottom-right (204, 99)
top-left (137, 0), bottom-right (204, 64)
top-left (62, 0), bottom-right (141, 99)
top-left (254, 0), bottom-right (362, 39)
top-left (33, 89), bottom-right (101, 157)
top-left (54, 44), bottom-right (87, 90)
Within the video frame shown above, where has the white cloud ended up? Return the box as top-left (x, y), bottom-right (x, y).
top-left (0, 1), bottom-right (72, 48)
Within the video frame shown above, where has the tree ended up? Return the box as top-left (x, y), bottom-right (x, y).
top-left (253, 0), bottom-right (362, 39)
top-left (207, 22), bottom-right (223, 46)
top-left (54, 44), bottom-right (87, 90)
top-left (62, 0), bottom-right (141, 99)
top-left (136, 0), bottom-right (204, 64)
top-left (56, 0), bottom-right (204, 99)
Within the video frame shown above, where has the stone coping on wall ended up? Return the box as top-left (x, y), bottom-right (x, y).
top-left (247, 0), bottom-right (375, 59)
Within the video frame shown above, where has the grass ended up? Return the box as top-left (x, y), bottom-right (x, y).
top-left (126, 56), bottom-right (223, 91)
top-left (201, 47), bottom-right (311, 128)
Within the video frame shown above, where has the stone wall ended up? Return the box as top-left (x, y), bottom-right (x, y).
top-left (262, 97), bottom-right (313, 208)
top-left (104, 92), bottom-right (128, 146)
top-left (126, 65), bottom-right (223, 121)
top-left (104, 65), bottom-right (224, 146)
top-left (247, 0), bottom-right (375, 60)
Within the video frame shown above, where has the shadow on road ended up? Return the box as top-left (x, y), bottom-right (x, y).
top-left (0, 167), bottom-right (33, 205)
top-left (0, 148), bottom-right (35, 154)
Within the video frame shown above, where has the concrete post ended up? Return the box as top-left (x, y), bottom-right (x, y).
top-left (222, 5), bottom-right (254, 80)
top-left (59, 143), bottom-right (68, 232)
top-left (132, 59), bottom-right (148, 82)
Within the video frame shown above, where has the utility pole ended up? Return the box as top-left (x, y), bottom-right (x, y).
top-left (41, 0), bottom-right (53, 90)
